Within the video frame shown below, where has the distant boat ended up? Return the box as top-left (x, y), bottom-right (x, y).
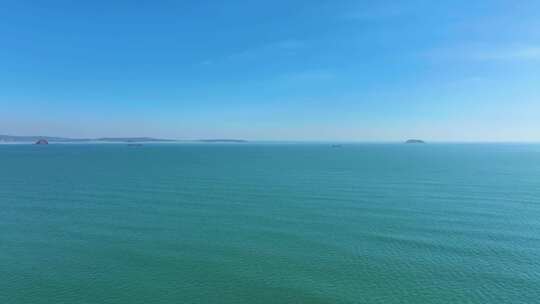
top-left (405, 139), bottom-right (425, 144)
top-left (35, 139), bottom-right (49, 145)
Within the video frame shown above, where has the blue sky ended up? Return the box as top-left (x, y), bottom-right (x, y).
top-left (1, 0), bottom-right (539, 141)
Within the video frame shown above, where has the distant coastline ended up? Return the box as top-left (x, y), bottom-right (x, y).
top-left (0, 135), bottom-right (175, 143)
top-left (0, 135), bottom-right (248, 144)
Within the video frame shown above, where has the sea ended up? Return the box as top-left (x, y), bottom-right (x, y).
top-left (1, 143), bottom-right (539, 303)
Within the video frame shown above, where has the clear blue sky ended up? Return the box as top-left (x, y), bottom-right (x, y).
top-left (1, 0), bottom-right (539, 141)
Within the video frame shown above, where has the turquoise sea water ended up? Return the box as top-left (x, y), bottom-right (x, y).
top-left (1, 143), bottom-right (539, 303)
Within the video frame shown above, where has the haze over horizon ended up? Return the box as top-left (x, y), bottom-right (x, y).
top-left (2, 1), bottom-right (539, 141)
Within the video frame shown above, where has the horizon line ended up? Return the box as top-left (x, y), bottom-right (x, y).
top-left (1, 134), bottom-right (539, 144)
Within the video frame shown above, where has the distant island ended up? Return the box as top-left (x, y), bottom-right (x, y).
top-left (96, 137), bottom-right (176, 143)
top-left (405, 139), bottom-right (426, 144)
top-left (35, 139), bottom-right (49, 145)
top-left (198, 139), bottom-right (247, 143)
top-left (0, 135), bottom-right (247, 144)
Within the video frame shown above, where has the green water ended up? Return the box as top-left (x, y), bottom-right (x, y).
top-left (1, 143), bottom-right (539, 303)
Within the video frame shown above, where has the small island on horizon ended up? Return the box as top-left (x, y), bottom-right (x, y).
top-left (198, 139), bottom-right (248, 143)
top-left (405, 139), bottom-right (426, 144)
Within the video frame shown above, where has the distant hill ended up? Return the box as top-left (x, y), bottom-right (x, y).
top-left (0, 135), bottom-right (82, 142)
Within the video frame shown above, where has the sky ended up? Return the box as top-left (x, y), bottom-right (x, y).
top-left (1, 0), bottom-right (539, 141)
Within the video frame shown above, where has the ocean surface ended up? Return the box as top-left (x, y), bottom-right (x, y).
top-left (1, 143), bottom-right (539, 304)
